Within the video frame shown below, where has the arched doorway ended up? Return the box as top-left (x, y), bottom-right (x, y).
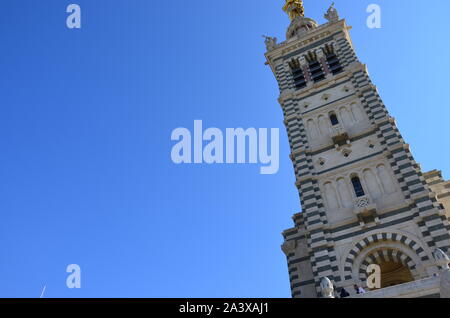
top-left (378, 260), bottom-right (414, 288)
top-left (358, 247), bottom-right (419, 290)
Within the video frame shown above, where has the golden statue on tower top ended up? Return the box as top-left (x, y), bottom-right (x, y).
top-left (283, 0), bottom-right (305, 20)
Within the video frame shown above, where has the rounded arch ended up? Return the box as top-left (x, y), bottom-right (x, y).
top-left (358, 247), bottom-right (420, 288)
top-left (350, 101), bottom-right (365, 122)
top-left (323, 181), bottom-right (340, 210)
top-left (362, 168), bottom-right (383, 199)
top-left (336, 177), bottom-right (353, 209)
top-left (306, 118), bottom-right (319, 140)
top-left (338, 106), bottom-right (353, 127)
top-left (317, 114), bottom-right (330, 136)
top-left (375, 164), bottom-right (397, 194)
top-left (342, 230), bottom-right (431, 282)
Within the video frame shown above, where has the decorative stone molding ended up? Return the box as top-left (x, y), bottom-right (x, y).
top-left (367, 139), bottom-right (375, 149)
top-left (353, 195), bottom-right (379, 227)
top-left (353, 242), bottom-right (424, 287)
top-left (317, 157), bottom-right (326, 166)
top-left (358, 247), bottom-right (420, 284)
top-left (342, 229), bottom-right (432, 282)
top-left (264, 19), bottom-right (350, 64)
top-left (330, 124), bottom-right (350, 146)
top-left (354, 196), bottom-right (372, 211)
top-left (321, 93), bottom-right (331, 101)
top-left (281, 240), bottom-right (297, 255)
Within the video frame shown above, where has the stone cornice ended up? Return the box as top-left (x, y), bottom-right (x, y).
top-left (265, 19), bottom-right (351, 66)
top-left (289, 199), bottom-right (421, 237)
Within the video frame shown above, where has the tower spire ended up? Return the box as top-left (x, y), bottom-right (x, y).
top-left (283, 0), bottom-right (305, 21)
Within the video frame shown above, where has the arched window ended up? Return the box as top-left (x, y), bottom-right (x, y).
top-left (329, 113), bottom-right (339, 126)
top-left (351, 176), bottom-right (365, 197)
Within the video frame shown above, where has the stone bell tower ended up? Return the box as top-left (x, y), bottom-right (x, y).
top-left (264, 1), bottom-right (450, 298)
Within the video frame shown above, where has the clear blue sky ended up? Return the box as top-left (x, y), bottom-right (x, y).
top-left (1, 0), bottom-right (449, 298)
